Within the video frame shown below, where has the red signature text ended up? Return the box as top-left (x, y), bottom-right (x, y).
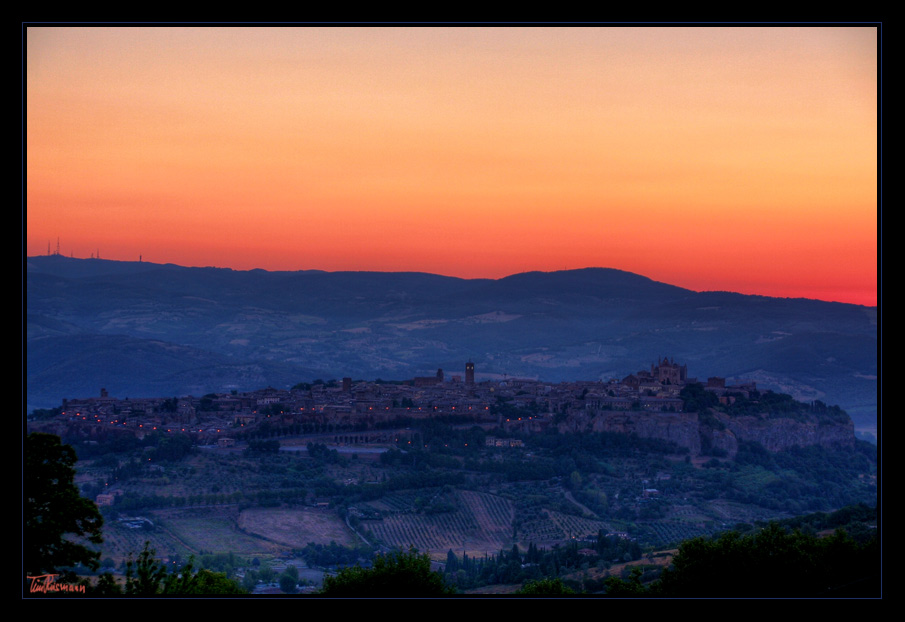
top-left (27, 574), bottom-right (86, 594)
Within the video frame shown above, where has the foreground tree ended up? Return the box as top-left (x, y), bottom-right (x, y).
top-left (604, 523), bottom-right (880, 597)
top-left (516, 578), bottom-right (576, 595)
top-left (279, 572), bottom-right (299, 594)
top-left (320, 549), bottom-right (455, 597)
top-left (25, 433), bottom-right (104, 577)
top-left (96, 542), bottom-right (244, 595)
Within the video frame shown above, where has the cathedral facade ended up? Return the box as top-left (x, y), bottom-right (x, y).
top-left (651, 356), bottom-right (688, 385)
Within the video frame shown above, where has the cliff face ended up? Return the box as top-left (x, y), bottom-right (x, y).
top-left (715, 413), bottom-right (855, 453)
top-left (562, 411), bottom-right (702, 455)
top-left (566, 409), bottom-right (855, 456)
top-left (701, 426), bottom-right (739, 459)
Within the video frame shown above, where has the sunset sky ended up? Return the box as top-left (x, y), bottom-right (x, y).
top-left (26, 27), bottom-right (878, 305)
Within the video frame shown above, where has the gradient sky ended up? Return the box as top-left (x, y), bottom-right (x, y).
top-left (26, 27), bottom-right (878, 305)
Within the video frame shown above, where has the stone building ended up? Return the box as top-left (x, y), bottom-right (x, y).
top-left (651, 356), bottom-right (688, 385)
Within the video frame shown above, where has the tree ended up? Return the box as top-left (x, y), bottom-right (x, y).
top-left (603, 566), bottom-right (647, 596)
top-left (25, 433), bottom-right (104, 577)
top-left (92, 572), bottom-right (122, 595)
top-left (516, 578), bottom-right (576, 595)
top-left (445, 549), bottom-right (459, 574)
top-left (242, 570), bottom-right (259, 592)
top-left (122, 543), bottom-right (168, 595)
top-left (176, 568), bottom-right (245, 594)
top-left (99, 542), bottom-right (245, 595)
top-left (654, 523), bottom-right (879, 597)
top-left (320, 549), bottom-right (455, 597)
top-left (279, 572), bottom-right (298, 594)
top-left (283, 565), bottom-right (299, 582)
top-left (602, 523), bottom-right (879, 597)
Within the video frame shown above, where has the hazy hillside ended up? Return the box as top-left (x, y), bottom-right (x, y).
top-left (25, 256), bottom-right (877, 427)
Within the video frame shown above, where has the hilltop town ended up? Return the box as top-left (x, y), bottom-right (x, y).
top-left (31, 357), bottom-right (853, 464)
top-left (36, 358), bottom-right (717, 432)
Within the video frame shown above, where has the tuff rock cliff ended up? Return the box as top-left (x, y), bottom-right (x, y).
top-left (561, 408), bottom-right (855, 458)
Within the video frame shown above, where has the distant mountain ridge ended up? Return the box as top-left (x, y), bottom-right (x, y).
top-left (25, 256), bottom-right (877, 428)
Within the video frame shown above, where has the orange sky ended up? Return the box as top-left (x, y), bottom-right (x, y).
top-left (26, 27), bottom-right (878, 305)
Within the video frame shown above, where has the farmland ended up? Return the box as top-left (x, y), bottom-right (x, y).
top-left (238, 507), bottom-right (357, 549)
top-left (64, 410), bottom-right (875, 583)
top-left (361, 490), bottom-right (514, 555)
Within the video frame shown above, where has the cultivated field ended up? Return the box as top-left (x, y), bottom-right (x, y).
top-left (163, 514), bottom-right (277, 555)
top-left (363, 490), bottom-right (515, 556)
top-left (99, 506), bottom-right (352, 562)
top-left (101, 519), bottom-right (195, 562)
top-left (518, 509), bottom-right (609, 546)
top-left (237, 507), bottom-right (357, 549)
top-left (99, 507), bottom-right (287, 562)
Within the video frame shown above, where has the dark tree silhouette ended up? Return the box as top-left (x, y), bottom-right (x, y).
top-left (25, 433), bottom-right (104, 577)
top-left (97, 542), bottom-right (245, 595)
top-left (604, 522), bottom-right (879, 597)
top-left (320, 549), bottom-right (455, 596)
top-left (517, 578), bottom-right (576, 595)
